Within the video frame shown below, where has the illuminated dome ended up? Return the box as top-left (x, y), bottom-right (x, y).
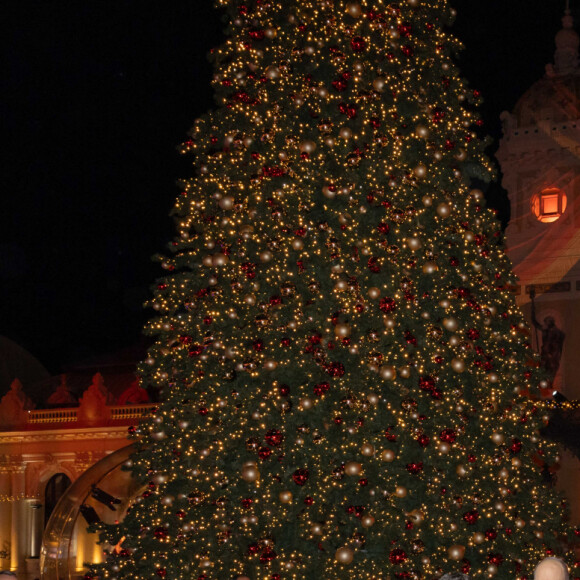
top-left (513, 74), bottom-right (580, 126)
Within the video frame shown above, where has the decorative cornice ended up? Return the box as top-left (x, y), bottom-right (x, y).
top-left (0, 426), bottom-right (129, 444)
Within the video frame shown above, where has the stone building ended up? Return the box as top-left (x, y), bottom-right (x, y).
top-left (0, 338), bottom-right (151, 579)
top-left (497, 7), bottom-right (580, 520)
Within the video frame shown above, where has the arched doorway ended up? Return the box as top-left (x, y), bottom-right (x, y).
top-left (44, 473), bottom-right (71, 528)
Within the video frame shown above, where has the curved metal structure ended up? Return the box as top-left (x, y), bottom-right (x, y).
top-left (40, 444), bottom-right (138, 580)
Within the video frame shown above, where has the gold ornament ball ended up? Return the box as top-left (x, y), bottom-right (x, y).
top-left (456, 464), bottom-right (467, 477)
top-left (438, 442), bottom-right (450, 454)
top-left (436, 202), bottom-right (450, 217)
top-left (380, 366), bottom-right (396, 380)
top-left (406, 237), bottom-right (422, 251)
top-left (213, 253), bottom-right (229, 267)
top-left (322, 184), bottom-right (336, 199)
top-left (260, 250), bottom-right (273, 262)
top-left (339, 127), bottom-right (353, 139)
top-left (334, 323), bottom-right (351, 338)
top-left (368, 286), bottom-right (381, 299)
top-left (443, 317), bottom-right (458, 331)
top-left (381, 449), bottom-right (395, 462)
top-left (471, 188), bottom-right (484, 201)
top-left (472, 532), bottom-right (485, 544)
top-left (202, 254), bottom-right (214, 267)
top-left (515, 518), bottom-right (526, 529)
top-left (264, 360), bottom-right (277, 371)
top-left (200, 558), bottom-right (212, 568)
top-left (279, 491), bottom-right (293, 504)
top-left (311, 523), bottom-right (323, 535)
top-left (361, 443), bottom-right (375, 456)
top-left (300, 397), bottom-right (313, 410)
top-left (422, 261), bottom-right (438, 274)
top-left (422, 195), bottom-right (433, 207)
top-left (415, 124), bottom-right (429, 138)
top-left (395, 486), bottom-right (408, 498)
top-left (512, 457), bottom-right (522, 468)
top-left (498, 468), bottom-right (509, 480)
top-left (218, 195), bottom-right (235, 210)
top-left (292, 237), bottom-right (304, 251)
top-left (264, 27), bottom-right (277, 39)
top-left (487, 564), bottom-right (498, 576)
top-left (335, 547), bottom-right (354, 565)
top-left (373, 77), bottom-right (386, 92)
top-left (451, 358), bottom-right (465, 372)
top-left (300, 140), bottom-right (317, 153)
top-left (241, 465), bottom-right (259, 482)
top-left (448, 545), bottom-right (465, 561)
top-left (361, 515), bottom-right (375, 528)
top-left (264, 66), bottom-right (280, 80)
top-left (383, 315), bottom-right (396, 329)
top-left (414, 163), bottom-right (427, 178)
top-left (399, 366), bottom-right (411, 379)
top-left (345, 1), bottom-right (362, 17)
top-left (344, 461), bottom-right (362, 476)
top-left (367, 393), bottom-right (379, 405)
top-left (491, 432), bottom-right (504, 445)
top-left (406, 509), bottom-right (425, 525)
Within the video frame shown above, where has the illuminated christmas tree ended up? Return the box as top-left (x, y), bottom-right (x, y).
top-left (93, 1), bottom-right (576, 579)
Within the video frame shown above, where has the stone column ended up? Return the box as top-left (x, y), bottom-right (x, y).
top-left (0, 466), bottom-right (11, 570)
top-left (10, 460), bottom-right (26, 573)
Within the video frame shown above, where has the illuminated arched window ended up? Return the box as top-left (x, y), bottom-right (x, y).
top-left (531, 187), bottom-right (567, 223)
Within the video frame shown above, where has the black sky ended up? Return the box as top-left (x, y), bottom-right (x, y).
top-left (0, 1), bottom-right (574, 374)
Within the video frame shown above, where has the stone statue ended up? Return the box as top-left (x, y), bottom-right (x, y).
top-left (530, 290), bottom-right (565, 379)
top-left (46, 375), bottom-right (77, 407)
top-left (118, 378), bottom-right (149, 405)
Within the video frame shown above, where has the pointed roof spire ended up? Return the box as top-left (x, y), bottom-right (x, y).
top-left (548, 2), bottom-right (580, 76)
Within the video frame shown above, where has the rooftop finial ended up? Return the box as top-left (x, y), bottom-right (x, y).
top-left (546, 2), bottom-right (580, 76)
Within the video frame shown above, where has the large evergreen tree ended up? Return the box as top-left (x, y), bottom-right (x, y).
top-left (93, 1), bottom-right (576, 578)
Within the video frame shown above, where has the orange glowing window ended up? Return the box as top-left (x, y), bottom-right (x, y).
top-left (531, 187), bottom-right (567, 223)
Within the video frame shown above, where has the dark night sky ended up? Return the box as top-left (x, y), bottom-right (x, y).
top-left (0, 1), bottom-right (574, 374)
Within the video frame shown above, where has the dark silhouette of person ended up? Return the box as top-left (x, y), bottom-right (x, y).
top-left (531, 294), bottom-right (565, 379)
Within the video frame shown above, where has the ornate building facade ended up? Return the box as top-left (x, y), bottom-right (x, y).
top-left (497, 8), bottom-right (580, 520)
top-left (0, 342), bottom-right (150, 580)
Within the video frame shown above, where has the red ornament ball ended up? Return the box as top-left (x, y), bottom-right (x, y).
top-left (488, 553), bottom-right (504, 566)
top-left (351, 36), bottom-right (367, 52)
top-left (439, 428), bottom-right (457, 444)
top-left (153, 526), bottom-right (169, 540)
top-left (417, 434), bottom-right (430, 447)
top-left (292, 468), bottom-right (310, 486)
top-left (259, 447), bottom-right (272, 460)
top-left (265, 429), bottom-right (284, 446)
top-left (389, 548), bottom-right (408, 565)
top-left (379, 297), bottom-right (397, 313)
top-left (463, 510), bottom-right (479, 525)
